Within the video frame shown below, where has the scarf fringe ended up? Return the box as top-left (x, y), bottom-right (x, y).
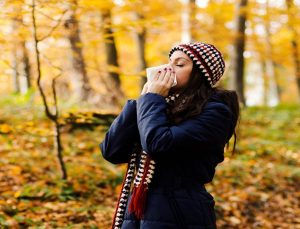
top-left (110, 150), bottom-right (155, 228)
top-left (110, 152), bottom-right (137, 229)
top-left (128, 154), bottom-right (151, 219)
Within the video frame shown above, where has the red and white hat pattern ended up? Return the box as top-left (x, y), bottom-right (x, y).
top-left (169, 42), bottom-right (225, 87)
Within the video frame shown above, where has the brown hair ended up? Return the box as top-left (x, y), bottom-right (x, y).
top-left (167, 65), bottom-right (240, 155)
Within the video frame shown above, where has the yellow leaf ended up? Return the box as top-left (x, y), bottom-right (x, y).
top-left (14, 190), bottom-right (22, 198)
top-left (229, 216), bottom-right (241, 225)
top-left (10, 165), bottom-right (22, 175)
top-left (0, 124), bottom-right (12, 133)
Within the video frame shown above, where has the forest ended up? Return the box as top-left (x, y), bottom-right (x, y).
top-left (0, 0), bottom-right (299, 228)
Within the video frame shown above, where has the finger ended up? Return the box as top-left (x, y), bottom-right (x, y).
top-left (157, 67), bottom-right (168, 82)
top-left (162, 68), bottom-right (172, 85)
top-left (141, 82), bottom-right (148, 94)
top-left (153, 70), bottom-right (162, 81)
top-left (166, 71), bottom-right (175, 87)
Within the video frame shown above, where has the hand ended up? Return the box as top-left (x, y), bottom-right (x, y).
top-left (141, 82), bottom-right (149, 95)
top-left (145, 67), bottom-right (175, 97)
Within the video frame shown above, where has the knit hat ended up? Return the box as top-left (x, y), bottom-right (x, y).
top-left (169, 42), bottom-right (225, 87)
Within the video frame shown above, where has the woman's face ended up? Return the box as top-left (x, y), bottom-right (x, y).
top-left (169, 51), bottom-right (193, 91)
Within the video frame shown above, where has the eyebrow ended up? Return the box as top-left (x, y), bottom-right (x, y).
top-left (169, 57), bottom-right (191, 62)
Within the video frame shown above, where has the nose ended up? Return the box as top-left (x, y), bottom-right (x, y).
top-left (168, 62), bottom-right (175, 70)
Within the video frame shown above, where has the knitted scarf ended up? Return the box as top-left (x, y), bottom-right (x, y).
top-left (110, 93), bottom-right (180, 229)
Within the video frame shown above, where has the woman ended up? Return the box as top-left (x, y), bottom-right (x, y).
top-left (100, 42), bottom-right (240, 229)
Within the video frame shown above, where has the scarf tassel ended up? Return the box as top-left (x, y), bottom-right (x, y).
top-left (128, 154), bottom-right (151, 220)
top-left (128, 181), bottom-right (149, 219)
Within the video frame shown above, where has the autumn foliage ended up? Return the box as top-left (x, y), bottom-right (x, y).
top-left (0, 0), bottom-right (299, 228)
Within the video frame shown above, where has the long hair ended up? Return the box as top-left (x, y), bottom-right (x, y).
top-left (167, 64), bottom-right (240, 155)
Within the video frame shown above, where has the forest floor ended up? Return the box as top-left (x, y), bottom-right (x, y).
top-left (0, 93), bottom-right (299, 228)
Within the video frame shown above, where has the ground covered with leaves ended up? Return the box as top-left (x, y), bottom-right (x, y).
top-left (0, 94), bottom-right (299, 228)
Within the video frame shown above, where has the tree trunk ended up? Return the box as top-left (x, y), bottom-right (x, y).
top-left (189, 0), bottom-right (197, 42)
top-left (31, 0), bottom-right (67, 180)
top-left (100, 9), bottom-right (124, 102)
top-left (261, 60), bottom-right (269, 106)
top-left (232, 0), bottom-right (248, 106)
top-left (274, 63), bottom-right (283, 101)
top-left (12, 45), bottom-right (20, 93)
top-left (250, 19), bottom-right (269, 106)
top-left (11, 4), bottom-right (31, 94)
top-left (286, 0), bottom-right (300, 102)
top-left (208, 0), bottom-right (217, 44)
top-left (181, 0), bottom-right (197, 43)
top-left (11, 4), bottom-right (20, 94)
top-left (54, 120), bottom-right (67, 180)
top-left (263, 0), bottom-right (280, 104)
top-left (134, 12), bottom-right (148, 91)
top-left (64, 0), bottom-right (91, 101)
top-left (20, 40), bottom-right (31, 91)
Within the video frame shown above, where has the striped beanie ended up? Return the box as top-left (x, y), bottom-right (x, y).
top-left (169, 42), bottom-right (225, 87)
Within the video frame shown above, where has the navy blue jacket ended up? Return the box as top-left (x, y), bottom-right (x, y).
top-left (100, 93), bottom-right (234, 229)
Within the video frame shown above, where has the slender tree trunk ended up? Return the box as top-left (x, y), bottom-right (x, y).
top-left (54, 120), bottom-right (67, 179)
top-left (101, 9), bottom-right (121, 86)
top-left (11, 4), bottom-right (31, 93)
top-left (263, 0), bottom-right (280, 104)
top-left (181, 0), bottom-right (190, 43)
top-left (12, 46), bottom-right (20, 93)
top-left (261, 60), bottom-right (269, 105)
top-left (20, 40), bottom-right (31, 90)
top-left (290, 41), bottom-right (300, 101)
top-left (250, 19), bottom-right (269, 106)
top-left (181, 0), bottom-right (196, 43)
top-left (286, 0), bottom-right (300, 102)
top-left (17, 2), bottom-right (31, 93)
top-left (134, 12), bottom-right (148, 90)
top-left (64, 0), bottom-right (91, 101)
top-left (208, 0), bottom-right (217, 44)
top-left (232, 0), bottom-right (248, 106)
top-left (31, 0), bottom-right (67, 180)
top-left (274, 63), bottom-right (283, 100)
top-left (189, 0), bottom-right (197, 42)
top-left (11, 4), bottom-right (20, 93)
top-left (100, 9), bottom-right (124, 102)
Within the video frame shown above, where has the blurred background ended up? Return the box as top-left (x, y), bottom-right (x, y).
top-left (0, 0), bottom-right (299, 228)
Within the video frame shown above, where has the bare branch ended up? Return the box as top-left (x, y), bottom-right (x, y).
top-left (30, 0), bottom-right (68, 181)
top-left (52, 73), bottom-right (62, 117)
top-left (31, 0), bottom-right (56, 120)
top-left (40, 53), bottom-right (63, 73)
top-left (38, 9), bottom-right (69, 42)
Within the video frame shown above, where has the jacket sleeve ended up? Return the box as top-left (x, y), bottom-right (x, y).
top-left (136, 93), bottom-right (233, 160)
top-left (100, 100), bottom-right (139, 164)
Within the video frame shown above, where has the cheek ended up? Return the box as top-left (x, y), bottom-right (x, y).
top-left (176, 69), bottom-right (191, 85)
top-left (177, 76), bottom-right (189, 86)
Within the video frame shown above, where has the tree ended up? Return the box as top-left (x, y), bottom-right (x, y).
top-left (11, 1), bottom-right (31, 93)
top-left (64, 0), bottom-right (92, 101)
top-left (232, 0), bottom-right (248, 106)
top-left (134, 12), bottom-right (148, 89)
top-left (31, 0), bottom-right (67, 180)
top-left (100, 8), bottom-right (124, 103)
top-left (11, 14), bottom-right (20, 94)
top-left (286, 0), bottom-right (300, 102)
top-left (262, 0), bottom-right (281, 104)
top-left (181, 0), bottom-right (197, 43)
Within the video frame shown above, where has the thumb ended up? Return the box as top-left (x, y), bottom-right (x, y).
top-left (141, 82), bottom-right (149, 95)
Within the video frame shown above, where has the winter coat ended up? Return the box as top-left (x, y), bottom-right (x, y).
top-left (100, 92), bottom-right (235, 229)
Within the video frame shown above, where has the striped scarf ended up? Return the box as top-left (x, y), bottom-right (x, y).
top-left (110, 93), bottom-right (179, 229)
